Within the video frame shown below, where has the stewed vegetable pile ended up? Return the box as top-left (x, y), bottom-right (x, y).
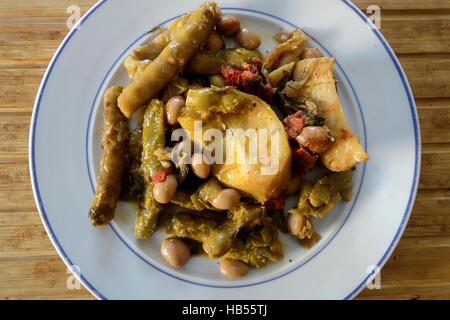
top-left (89, 1), bottom-right (368, 279)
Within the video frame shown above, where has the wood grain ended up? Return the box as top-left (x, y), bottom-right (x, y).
top-left (354, 0), bottom-right (450, 10)
top-left (0, 257), bottom-right (92, 300)
top-left (417, 99), bottom-right (450, 143)
top-left (400, 55), bottom-right (450, 98)
top-left (0, 0), bottom-right (449, 300)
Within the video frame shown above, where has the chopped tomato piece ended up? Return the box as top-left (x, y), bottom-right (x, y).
top-left (242, 61), bottom-right (259, 74)
top-left (251, 57), bottom-right (263, 67)
top-left (151, 167), bottom-right (173, 183)
top-left (221, 65), bottom-right (242, 87)
top-left (293, 146), bottom-right (318, 173)
top-left (220, 61), bottom-right (273, 103)
top-left (283, 111), bottom-right (305, 139)
top-left (265, 196), bottom-right (286, 210)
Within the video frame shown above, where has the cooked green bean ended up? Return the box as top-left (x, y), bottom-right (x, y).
top-left (120, 128), bottom-right (144, 202)
top-left (161, 77), bottom-right (190, 102)
top-left (131, 15), bottom-right (190, 61)
top-left (171, 177), bottom-right (223, 211)
top-left (202, 221), bottom-right (236, 258)
top-left (118, 2), bottom-right (221, 117)
top-left (166, 213), bottom-right (219, 243)
top-left (135, 184), bottom-right (162, 238)
top-left (162, 203), bottom-right (222, 220)
top-left (183, 86), bottom-right (255, 119)
top-left (225, 219), bottom-right (283, 268)
top-left (286, 209), bottom-right (314, 240)
top-left (125, 16), bottom-right (193, 80)
top-left (141, 100), bottom-right (165, 179)
top-left (191, 193), bottom-right (218, 211)
top-left (197, 177), bottom-right (223, 205)
top-left (231, 203), bottom-right (265, 229)
top-left (171, 190), bottom-right (206, 211)
top-left (132, 29), bottom-right (170, 61)
top-left (89, 86), bottom-right (129, 227)
top-left (124, 56), bottom-right (151, 80)
top-left (135, 100), bottom-right (166, 239)
top-left (203, 204), bottom-right (264, 258)
top-left (268, 61), bottom-right (295, 86)
top-left (262, 29), bottom-right (307, 71)
top-left (186, 48), bottom-right (263, 75)
top-left (308, 171), bottom-right (352, 208)
top-left (154, 145), bottom-right (191, 184)
top-left (288, 171), bottom-right (352, 221)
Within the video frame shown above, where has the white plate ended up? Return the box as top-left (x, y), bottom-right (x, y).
top-left (29, 0), bottom-right (420, 300)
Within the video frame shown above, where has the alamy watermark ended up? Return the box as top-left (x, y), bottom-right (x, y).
top-left (366, 265), bottom-right (382, 290)
top-left (65, 4), bottom-right (381, 30)
top-left (66, 265), bottom-right (81, 290)
top-left (66, 5), bottom-right (82, 30)
top-left (170, 123), bottom-right (281, 176)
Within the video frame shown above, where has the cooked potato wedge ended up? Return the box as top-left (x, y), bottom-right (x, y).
top-left (178, 87), bottom-right (291, 203)
top-left (292, 58), bottom-right (369, 171)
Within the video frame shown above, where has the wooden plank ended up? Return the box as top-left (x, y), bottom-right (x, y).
top-left (0, 112), bottom-right (30, 155)
top-left (359, 286), bottom-right (450, 300)
top-left (362, 235), bottom-right (450, 297)
top-left (0, 256), bottom-right (93, 300)
top-left (0, 68), bottom-right (44, 110)
top-left (0, 23), bottom-right (65, 70)
top-left (399, 54), bottom-right (450, 98)
top-left (417, 99), bottom-right (450, 144)
top-left (0, 162), bottom-right (36, 212)
top-left (0, 0), bottom-right (94, 11)
top-left (358, 235), bottom-right (450, 299)
top-left (0, 0), bottom-right (449, 12)
top-left (353, 0), bottom-right (450, 10)
top-left (0, 23), bottom-right (67, 42)
top-left (404, 190), bottom-right (450, 237)
top-left (380, 12), bottom-right (450, 54)
top-left (0, 40), bottom-right (60, 70)
top-left (420, 143), bottom-right (450, 190)
top-left (0, 210), bottom-right (55, 258)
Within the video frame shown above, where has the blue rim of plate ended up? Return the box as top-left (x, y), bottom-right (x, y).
top-left (29, 0), bottom-right (421, 300)
top-left (85, 8), bottom-right (367, 290)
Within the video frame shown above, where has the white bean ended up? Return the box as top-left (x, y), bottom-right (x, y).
top-left (191, 153), bottom-right (211, 179)
top-left (235, 28), bottom-right (261, 50)
top-left (217, 15), bottom-right (241, 37)
top-left (220, 259), bottom-right (250, 278)
top-left (153, 174), bottom-right (178, 204)
top-left (165, 95), bottom-right (185, 125)
top-left (161, 238), bottom-right (190, 268)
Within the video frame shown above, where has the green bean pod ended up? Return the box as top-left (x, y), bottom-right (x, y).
top-left (186, 48), bottom-right (263, 75)
top-left (166, 213), bottom-right (219, 243)
top-left (202, 204), bottom-right (265, 258)
top-left (224, 219), bottom-right (283, 268)
top-left (135, 99), bottom-right (166, 239)
top-left (118, 2), bottom-right (221, 117)
top-left (89, 86), bottom-right (129, 227)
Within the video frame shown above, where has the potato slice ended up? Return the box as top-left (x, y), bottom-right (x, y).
top-left (292, 58), bottom-right (369, 171)
top-left (178, 87), bottom-right (291, 203)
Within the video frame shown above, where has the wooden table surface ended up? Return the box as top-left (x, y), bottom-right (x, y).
top-left (0, 0), bottom-right (449, 300)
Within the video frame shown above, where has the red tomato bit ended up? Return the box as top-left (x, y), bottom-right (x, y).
top-left (293, 146), bottom-right (318, 173)
top-left (151, 167), bottom-right (173, 183)
top-left (283, 111), bottom-right (305, 139)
